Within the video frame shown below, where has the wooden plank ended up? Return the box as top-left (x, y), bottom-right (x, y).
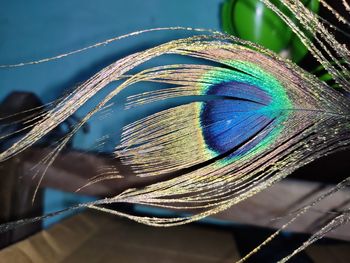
top-left (0, 211), bottom-right (240, 263)
top-left (19, 148), bottom-right (350, 241)
top-left (214, 179), bottom-right (350, 241)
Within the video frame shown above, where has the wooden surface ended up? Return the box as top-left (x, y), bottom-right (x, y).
top-left (215, 179), bottom-right (350, 241)
top-left (1, 211), bottom-right (350, 263)
top-left (0, 211), bottom-right (240, 263)
top-left (18, 148), bottom-right (350, 241)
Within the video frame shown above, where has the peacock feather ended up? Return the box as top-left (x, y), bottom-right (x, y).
top-left (0, 0), bottom-right (349, 261)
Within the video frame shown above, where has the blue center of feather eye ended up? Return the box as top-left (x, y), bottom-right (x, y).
top-left (200, 81), bottom-right (274, 157)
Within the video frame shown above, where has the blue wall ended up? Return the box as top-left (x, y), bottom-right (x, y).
top-left (0, 0), bottom-right (223, 227)
top-left (1, 0), bottom-right (222, 151)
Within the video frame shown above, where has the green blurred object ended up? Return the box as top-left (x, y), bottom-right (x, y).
top-left (311, 60), bottom-right (349, 89)
top-left (221, 0), bottom-right (319, 63)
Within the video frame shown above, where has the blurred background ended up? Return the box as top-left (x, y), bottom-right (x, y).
top-left (0, 0), bottom-right (224, 227)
